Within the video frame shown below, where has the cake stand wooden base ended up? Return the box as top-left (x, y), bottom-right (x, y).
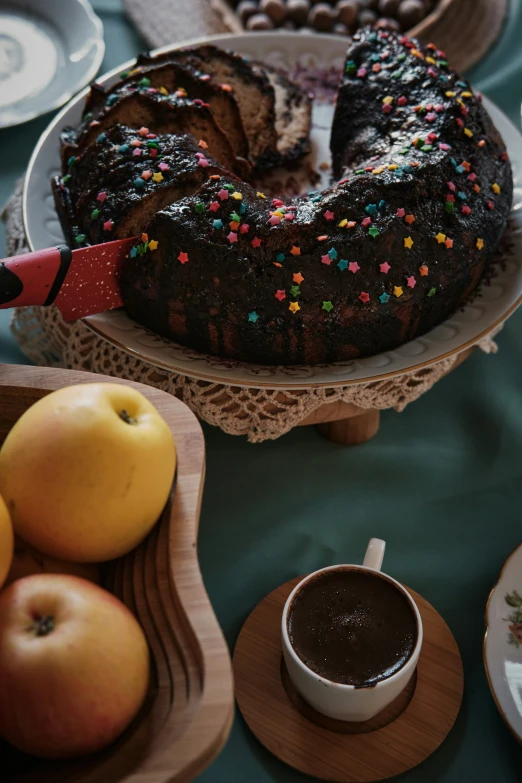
top-left (299, 347), bottom-right (474, 445)
top-left (234, 576), bottom-right (464, 783)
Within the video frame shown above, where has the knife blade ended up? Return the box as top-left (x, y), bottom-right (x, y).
top-left (0, 236), bottom-right (139, 321)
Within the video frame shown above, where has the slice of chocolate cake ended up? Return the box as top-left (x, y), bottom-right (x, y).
top-left (137, 45), bottom-right (278, 167)
top-left (61, 93), bottom-right (243, 175)
top-left (54, 129), bottom-right (232, 246)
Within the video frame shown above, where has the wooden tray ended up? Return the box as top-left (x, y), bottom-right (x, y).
top-left (1, 365), bottom-right (233, 783)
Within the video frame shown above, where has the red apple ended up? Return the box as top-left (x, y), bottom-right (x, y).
top-left (0, 574), bottom-right (150, 758)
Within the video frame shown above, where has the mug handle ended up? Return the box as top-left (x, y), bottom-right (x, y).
top-left (363, 538), bottom-right (386, 571)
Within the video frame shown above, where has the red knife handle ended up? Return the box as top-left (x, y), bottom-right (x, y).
top-left (0, 246), bottom-right (72, 310)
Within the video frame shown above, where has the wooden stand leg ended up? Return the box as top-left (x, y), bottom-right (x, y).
top-left (317, 409), bottom-right (380, 445)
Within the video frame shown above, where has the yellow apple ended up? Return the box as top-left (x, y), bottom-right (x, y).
top-left (0, 494), bottom-right (13, 588)
top-left (0, 383), bottom-right (176, 562)
top-left (5, 536), bottom-right (101, 587)
top-left (0, 574), bottom-right (149, 758)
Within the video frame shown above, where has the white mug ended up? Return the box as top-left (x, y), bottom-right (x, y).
top-left (281, 538), bottom-right (423, 722)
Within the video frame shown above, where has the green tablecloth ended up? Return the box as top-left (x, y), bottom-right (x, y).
top-left (2, 3), bottom-right (522, 780)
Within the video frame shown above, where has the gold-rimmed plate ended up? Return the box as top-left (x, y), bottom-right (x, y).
top-left (484, 543), bottom-right (522, 744)
top-left (23, 32), bottom-right (522, 389)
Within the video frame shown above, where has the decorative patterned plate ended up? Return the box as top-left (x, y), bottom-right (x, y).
top-left (23, 33), bottom-right (522, 389)
top-left (484, 543), bottom-right (522, 744)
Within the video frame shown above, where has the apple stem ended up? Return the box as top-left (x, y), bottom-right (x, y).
top-left (119, 409), bottom-right (137, 425)
top-left (30, 615), bottom-right (54, 637)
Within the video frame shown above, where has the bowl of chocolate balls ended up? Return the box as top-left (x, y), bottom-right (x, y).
top-left (224, 0), bottom-right (452, 36)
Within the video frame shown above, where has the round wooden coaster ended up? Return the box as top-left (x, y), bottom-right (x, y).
top-left (234, 577), bottom-right (464, 783)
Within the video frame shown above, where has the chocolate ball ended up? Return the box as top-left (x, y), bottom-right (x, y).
top-left (308, 3), bottom-right (335, 30)
top-left (246, 12), bottom-right (275, 29)
top-left (287, 0), bottom-right (311, 25)
top-left (358, 0), bottom-right (378, 8)
top-left (375, 16), bottom-right (401, 31)
top-left (358, 8), bottom-right (377, 24)
top-left (259, 0), bottom-right (286, 24)
top-left (378, 0), bottom-right (401, 15)
top-left (397, 0), bottom-right (426, 28)
top-left (333, 22), bottom-right (350, 35)
top-left (336, 0), bottom-right (358, 26)
top-left (237, 0), bottom-right (259, 25)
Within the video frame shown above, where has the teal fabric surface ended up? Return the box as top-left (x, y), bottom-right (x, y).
top-left (1, 2), bottom-right (522, 780)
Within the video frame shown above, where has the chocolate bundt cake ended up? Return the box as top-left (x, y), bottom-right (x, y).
top-left (53, 29), bottom-right (512, 365)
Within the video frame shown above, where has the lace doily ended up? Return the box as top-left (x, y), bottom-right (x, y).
top-left (2, 179), bottom-right (500, 443)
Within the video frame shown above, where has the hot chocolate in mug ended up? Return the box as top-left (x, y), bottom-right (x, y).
top-left (281, 538), bottom-right (423, 722)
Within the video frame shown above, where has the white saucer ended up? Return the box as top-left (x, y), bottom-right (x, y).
top-left (23, 32), bottom-right (522, 389)
top-left (484, 544), bottom-right (522, 744)
top-left (0, 0), bottom-right (104, 128)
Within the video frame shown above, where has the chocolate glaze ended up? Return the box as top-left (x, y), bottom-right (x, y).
top-left (287, 569), bottom-right (417, 687)
top-left (53, 30), bottom-right (513, 366)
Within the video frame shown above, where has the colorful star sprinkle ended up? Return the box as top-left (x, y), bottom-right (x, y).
top-left (404, 237), bottom-right (414, 249)
top-left (227, 232), bottom-right (238, 243)
top-left (348, 261), bottom-right (360, 273)
top-left (289, 302), bottom-right (300, 313)
top-left (394, 286), bottom-right (403, 298)
top-left (293, 272), bottom-right (304, 284)
top-left (419, 265), bottom-right (429, 276)
top-left (275, 290), bottom-right (286, 301)
top-left (435, 232), bottom-right (446, 243)
top-left (248, 311), bottom-right (259, 323)
top-left (322, 301), bottom-right (334, 312)
top-left (148, 240), bottom-right (158, 251)
top-left (476, 238), bottom-right (484, 250)
top-left (491, 183), bottom-right (501, 194)
top-left (217, 189), bottom-right (229, 201)
top-left (321, 254), bottom-right (333, 265)
top-left (178, 252), bottom-right (188, 264)
top-left (97, 191), bottom-right (107, 202)
top-left (103, 220), bottom-right (113, 231)
top-left (213, 219), bottom-right (223, 229)
top-left (358, 292), bottom-right (370, 303)
top-left (405, 214), bottom-right (415, 224)
top-left (323, 210), bottom-right (335, 221)
top-left (153, 172), bottom-right (164, 183)
top-left (406, 276), bottom-right (416, 288)
top-left (368, 227), bottom-right (380, 238)
top-left (380, 262), bottom-right (391, 274)
top-left (251, 237), bottom-right (262, 248)
top-left (337, 259), bottom-right (348, 271)
top-left (290, 246), bottom-right (301, 256)
top-left (379, 292), bottom-right (390, 304)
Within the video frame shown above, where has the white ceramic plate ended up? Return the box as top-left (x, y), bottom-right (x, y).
top-left (23, 33), bottom-right (522, 389)
top-left (484, 544), bottom-right (522, 744)
top-left (0, 0), bottom-right (104, 129)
